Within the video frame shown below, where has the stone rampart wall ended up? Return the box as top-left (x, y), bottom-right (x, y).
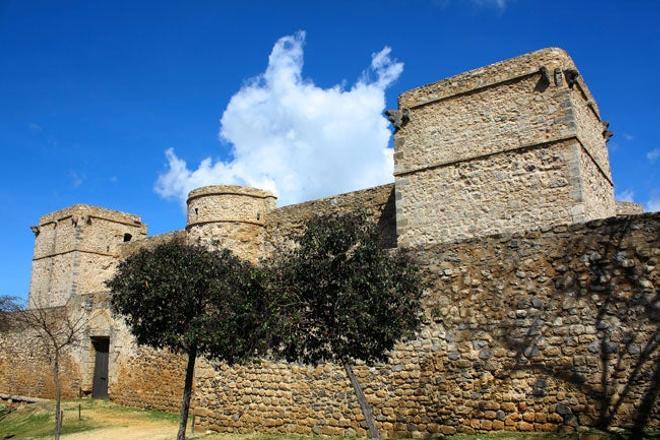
top-left (265, 184), bottom-right (396, 255)
top-left (110, 346), bottom-right (187, 412)
top-left (2, 213), bottom-right (657, 436)
top-left (187, 213), bottom-right (658, 436)
top-left (0, 323), bottom-right (81, 400)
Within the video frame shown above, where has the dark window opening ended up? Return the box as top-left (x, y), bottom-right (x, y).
top-left (123, 233), bottom-right (132, 242)
top-left (195, 208), bottom-right (199, 217)
top-left (257, 212), bottom-right (260, 221)
top-left (92, 337), bottom-right (110, 399)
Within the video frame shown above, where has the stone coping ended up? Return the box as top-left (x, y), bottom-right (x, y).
top-left (398, 47), bottom-right (599, 117)
top-left (37, 204), bottom-right (143, 227)
top-left (187, 185), bottom-right (276, 203)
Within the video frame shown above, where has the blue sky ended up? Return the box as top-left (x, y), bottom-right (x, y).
top-left (1, 0), bottom-right (658, 301)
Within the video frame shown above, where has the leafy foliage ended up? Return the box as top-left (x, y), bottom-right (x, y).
top-left (107, 238), bottom-right (271, 364)
top-left (271, 211), bottom-right (424, 366)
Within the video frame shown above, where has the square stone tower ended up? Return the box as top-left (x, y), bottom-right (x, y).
top-left (392, 48), bottom-right (615, 247)
top-left (28, 205), bottom-right (147, 308)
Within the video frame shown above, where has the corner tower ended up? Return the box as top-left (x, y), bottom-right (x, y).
top-left (186, 185), bottom-right (277, 261)
top-left (28, 205), bottom-right (147, 308)
top-left (391, 48), bottom-right (616, 247)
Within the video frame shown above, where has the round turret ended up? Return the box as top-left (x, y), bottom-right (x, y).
top-left (186, 185), bottom-right (276, 261)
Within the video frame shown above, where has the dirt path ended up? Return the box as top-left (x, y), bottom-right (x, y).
top-left (62, 425), bottom-right (179, 440)
top-left (59, 404), bottom-right (187, 440)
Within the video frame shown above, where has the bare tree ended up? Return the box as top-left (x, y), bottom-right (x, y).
top-left (14, 298), bottom-right (87, 440)
top-left (0, 295), bottom-right (21, 332)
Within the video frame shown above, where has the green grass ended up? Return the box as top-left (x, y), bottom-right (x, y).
top-left (198, 431), bottom-right (660, 440)
top-left (447, 433), bottom-right (593, 439)
top-left (0, 401), bottom-right (98, 439)
top-left (97, 400), bottom-right (179, 423)
top-left (446, 432), bottom-right (660, 440)
top-left (1, 400), bottom-right (657, 440)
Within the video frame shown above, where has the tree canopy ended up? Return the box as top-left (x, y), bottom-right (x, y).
top-left (107, 238), bottom-right (272, 440)
top-left (269, 211), bottom-right (424, 439)
top-left (272, 211), bottom-right (424, 366)
top-left (107, 238), bottom-right (271, 363)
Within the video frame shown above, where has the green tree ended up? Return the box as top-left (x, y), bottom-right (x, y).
top-left (271, 212), bottom-right (424, 439)
top-left (107, 239), bottom-right (271, 440)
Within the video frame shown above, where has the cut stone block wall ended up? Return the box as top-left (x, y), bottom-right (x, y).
top-left (394, 141), bottom-right (578, 246)
top-left (28, 205), bottom-right (147, 308)
top-left (186, 185), bottom-right (277, 262)
top-left (393, 48), bottom-right (615, 247)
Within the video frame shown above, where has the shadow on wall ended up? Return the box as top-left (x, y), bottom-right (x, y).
top-left (495, 218), bottom-right (658, 435)
top-left (413, 216), bottom-right (658, 435)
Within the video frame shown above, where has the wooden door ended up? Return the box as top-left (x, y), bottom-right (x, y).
top-left (92, 337), bottom-right (109, 399)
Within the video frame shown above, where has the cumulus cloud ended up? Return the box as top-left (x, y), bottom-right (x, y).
top-left (646, 148), bottom-right (660, 163)
top-left (616, 189), bottom-right (635, 203)
top-left (470, 0), bottom-right (510, 10)
top-left (647, 190), bottom-right (660, 212)
top-left (155, 31), bottom-right (402, 207)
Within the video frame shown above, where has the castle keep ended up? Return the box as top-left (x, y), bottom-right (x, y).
top-left (2, 48), bottom-right (657, 436)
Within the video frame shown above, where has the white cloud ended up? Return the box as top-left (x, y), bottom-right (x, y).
top-left (646, 190), bottom-right (660, 212)
top-left (155, 31), bottom-right (402, 207)
top-left (646, 148), bottom-right (660, 163)
top-left (69, 170), bottom-right (85, 189)
top-left (470, 0), bottom-right (509, 10)
top-left (616, 189), bottom-right (635, 203)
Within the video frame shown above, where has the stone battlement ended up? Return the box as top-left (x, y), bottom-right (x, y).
top-left (35, 204), bottom-right (144, 228)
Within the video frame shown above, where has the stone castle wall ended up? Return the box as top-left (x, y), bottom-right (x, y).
top-left (265, 184), bottom-right (397, 254)
top-left (82, 213), bottom-right (658, 436)
top-left (0, 308), bottom-right (82, 400)
top-left (394, 141), bottom-right (578, 246)
top-left (190, 213), bottom-right (658, 436)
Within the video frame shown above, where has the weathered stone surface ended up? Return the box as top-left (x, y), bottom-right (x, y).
top-left (27, 205), bottom-right (147, 307)
top-left (394, 48), bottom-right (615, 247)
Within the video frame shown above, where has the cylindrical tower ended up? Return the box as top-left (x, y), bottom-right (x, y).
top-left (186, 185), bottom-right (277, 261)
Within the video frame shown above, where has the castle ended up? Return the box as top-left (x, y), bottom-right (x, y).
top-left (2, 48), bottom-right (657, 436)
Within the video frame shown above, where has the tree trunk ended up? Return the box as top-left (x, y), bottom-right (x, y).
top-left (343, 362), bottom-right (380, 440)
top-left (177, 346), bottom-right (197, 440)
top-left (53, 352), bottom-right (62, 440)
top-left (631, 358), bottom-right (660, 438)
